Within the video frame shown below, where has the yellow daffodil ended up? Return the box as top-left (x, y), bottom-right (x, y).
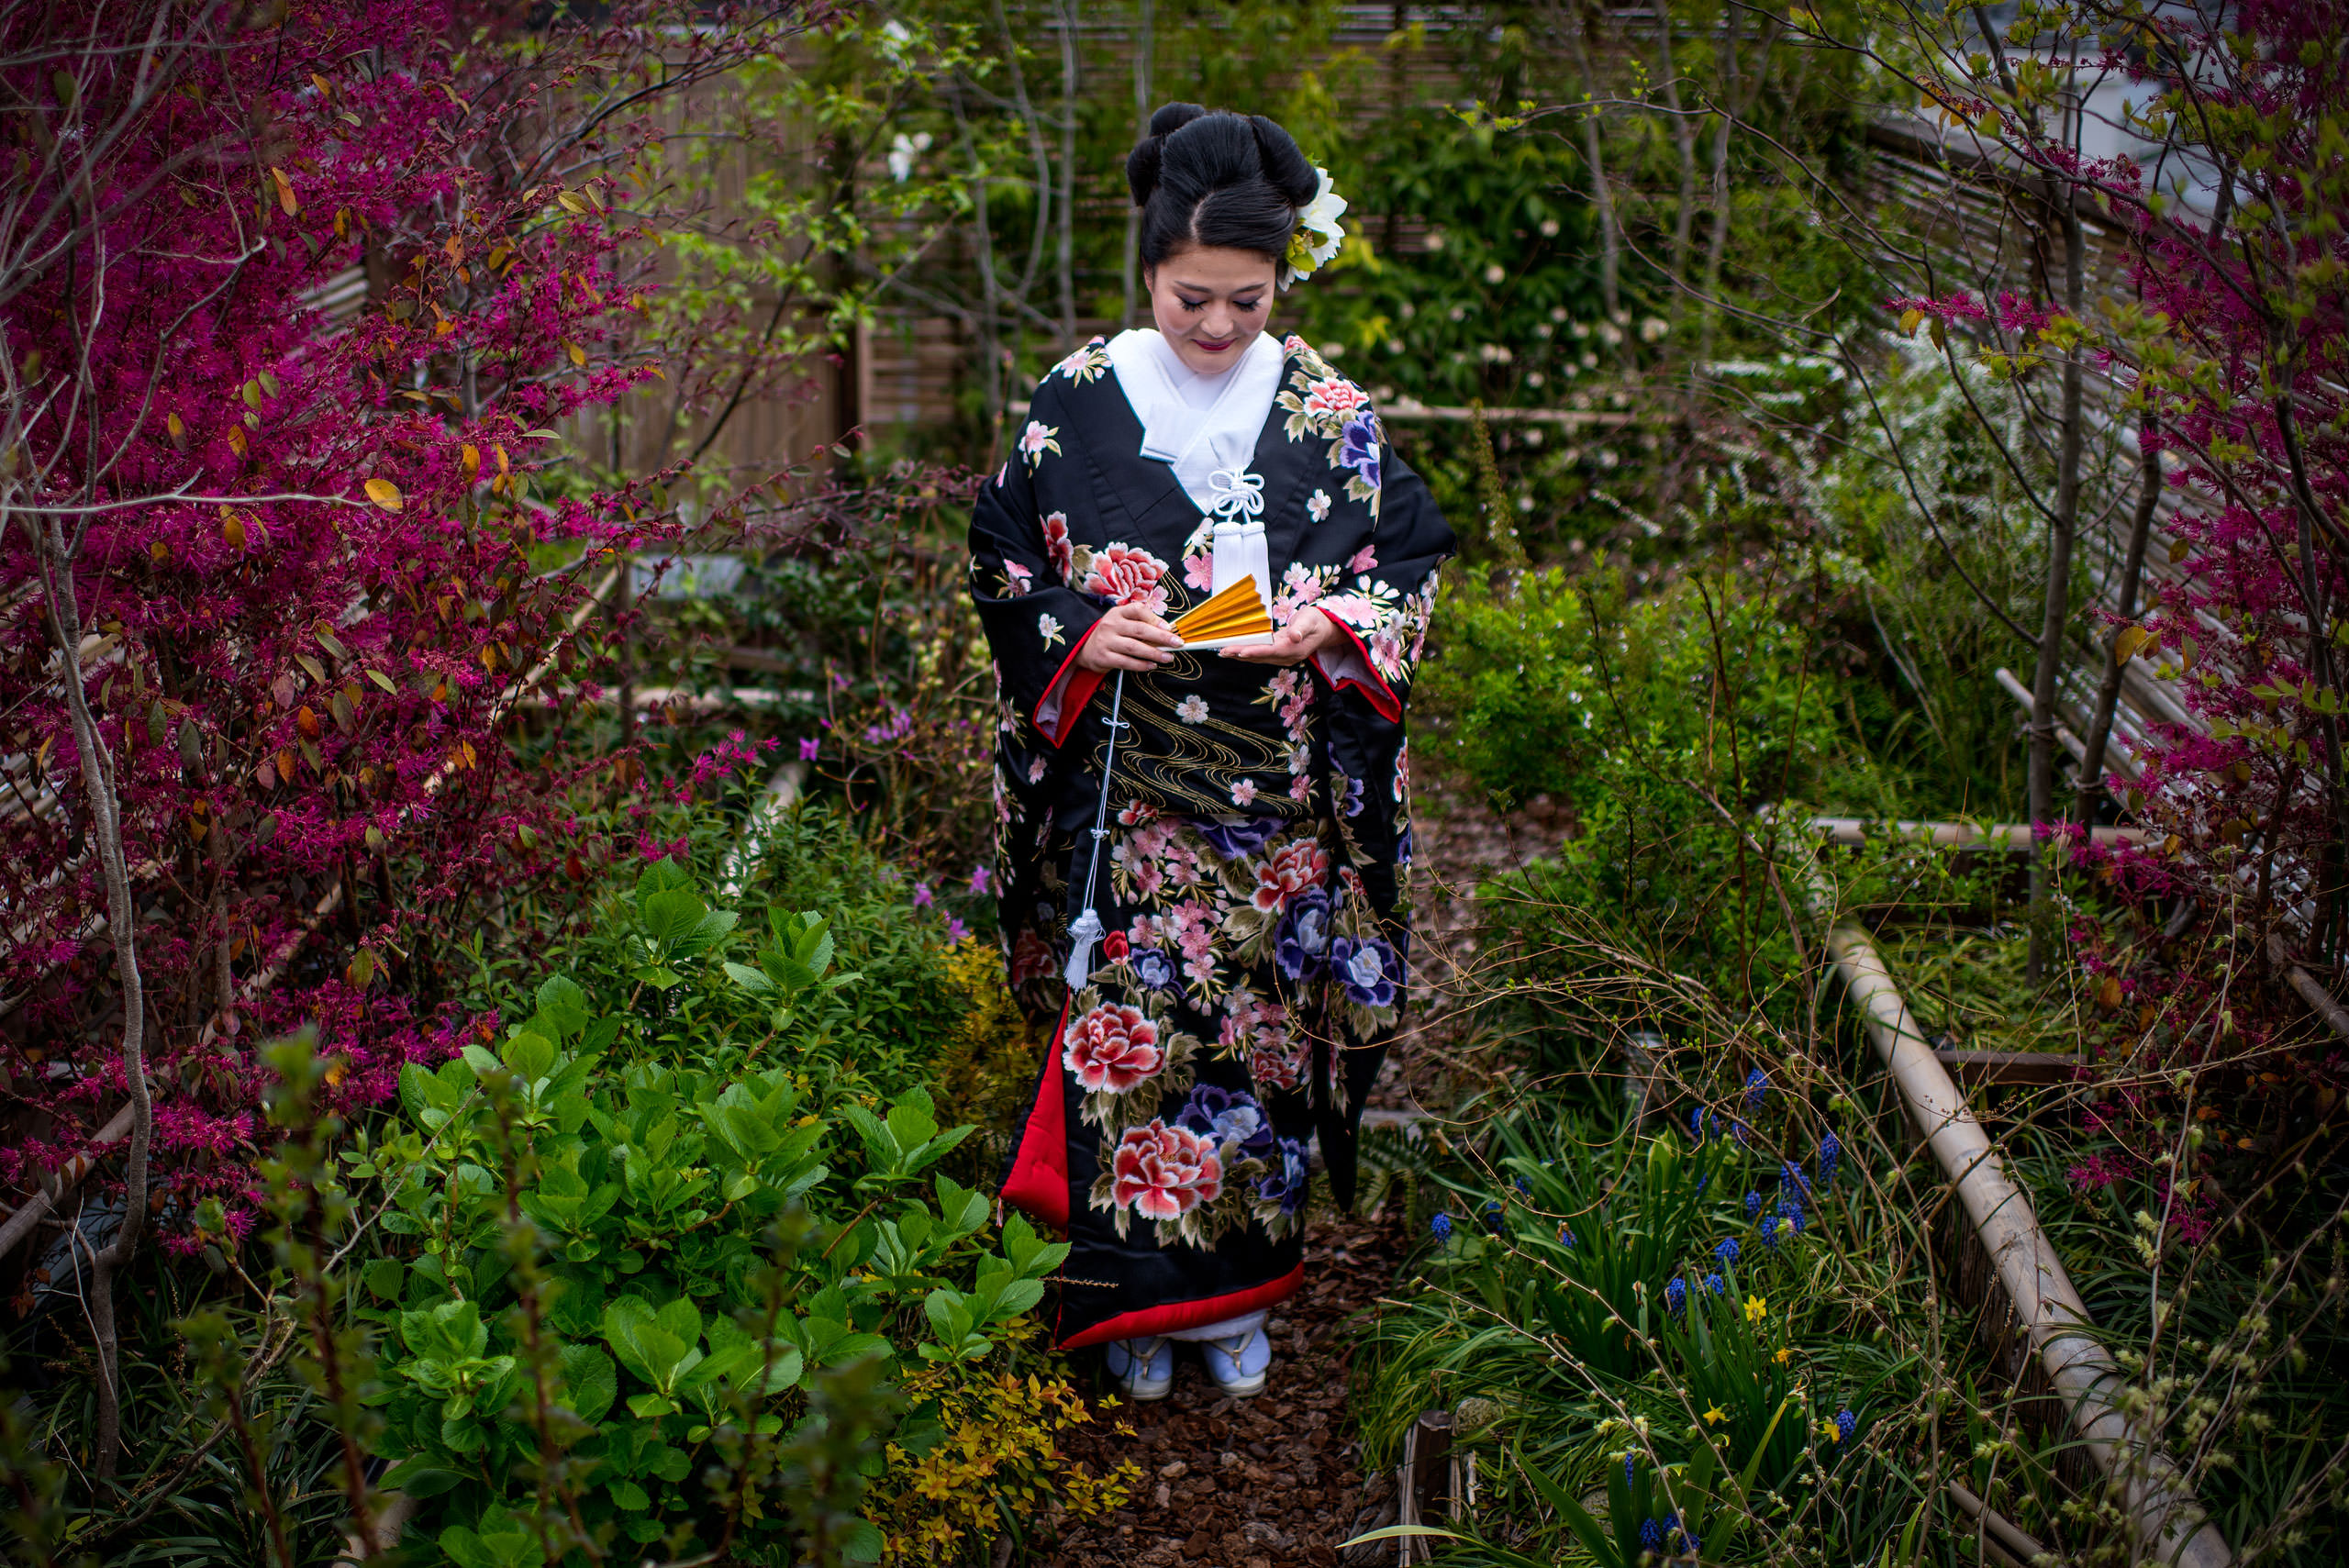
top-left (1704, 1403), bottom-right (1728, 1426)
top-left (1743, 1294), bottom-right (1768, 1325)
top-left (1775, 1346), bottom-right (1795, 1364)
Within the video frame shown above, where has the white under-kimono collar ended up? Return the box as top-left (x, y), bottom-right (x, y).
top-left (1106, 328), bottom-right (1284, 517)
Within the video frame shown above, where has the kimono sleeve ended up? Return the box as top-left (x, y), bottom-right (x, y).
top-left (1310, 437), bottom-right (1453, 723)
top-left (968, 386), bottom-right (1108, 747)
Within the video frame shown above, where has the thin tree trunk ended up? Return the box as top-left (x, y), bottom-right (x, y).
top-left (2026, 108), bottom-right (2087, 980)
top-left (1565, 2), bottom-right (1620, 322)
top-left (1122, 0), bottom-right (1151, 328)
top-left (1652, 0), bottom-right (1698, 316)
top-left (2074, 422), bottom-right (2160, 824)
top-left (1055, 0), bottom-right (1079, 352)
top-left (1696, 0), bottom-right (1739, 367)
top-left (28, 521), bottom-right (153, 1477)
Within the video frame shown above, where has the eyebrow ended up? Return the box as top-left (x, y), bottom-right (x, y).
top-left (1173, 284), bottom-right (1265, 299)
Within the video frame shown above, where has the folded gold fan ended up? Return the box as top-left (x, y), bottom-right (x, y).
top-left (1170, 578), bottom-right (1275, 649)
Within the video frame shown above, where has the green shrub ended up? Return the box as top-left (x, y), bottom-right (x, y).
top-left (345, 832), bottom-right (1113, 1565)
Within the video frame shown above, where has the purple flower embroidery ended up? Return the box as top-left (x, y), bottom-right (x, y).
top-left (1257, 1137), bottom-right (1309, 1214)
top-left (1199, 816), bottom-right (1283, 860)
top-left (1175, 1084), bottom-right (1275, 1161)
top-left (1338, 413), bottom-right (1382, 492)
top-left (1330, 934), bottom-right (1402, 1009)
top-left (1129, 946), bottom-right (1177, 992)
top-left (1275, 888), bottom-right (1333, 981)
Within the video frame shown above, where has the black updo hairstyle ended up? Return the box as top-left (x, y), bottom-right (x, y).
top-left (1126, 103), bottom-right (1319, 272)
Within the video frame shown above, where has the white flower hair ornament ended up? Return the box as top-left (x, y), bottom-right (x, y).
top-left (1279, 167), bottom-right (1348, 290)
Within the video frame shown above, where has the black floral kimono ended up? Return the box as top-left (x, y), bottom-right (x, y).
top-left (974, 333), bottom-right (1453, 1349)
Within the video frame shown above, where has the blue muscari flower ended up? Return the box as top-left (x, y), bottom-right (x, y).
top-left (1694, 1172), bottom-right (1709, 1195)
top-left (1639, 1517), bottom-right (1664, 1552)
top-left (1819, 1129), bottom-right (1842, 1189)
top-left (1703, 1273), bottom-right (1724, 1296)
top-left (1714, 1237), bottom-right (1740, 1265)
top-left (1665, 1276), bottom-right (1687, 1317)
top-left (1744, 1189), bottom-right (1764, 1220)
top-left (1557, 1222), bottom-right (1576, 1250)
top-left (1782, 1158), bottom-right (1811, 1203)
top-left (1431, 1212), bottom-right (1453, 1241)
top-left (1623, 1452), bottom-right (1637, 1487)
top-left (1759, 1213), bottom-right (1781, 1249)
top-left (1515, 1174), bottom-right (1531, 1195)
top-left (1483, 1200), bottom-right (1506, 1235)
top-left (1663, 1510), bottom-right (1685, 1546)
top-left (1836, 1407), bottom-right (1857, 1443)
top-left (1744, 1068), bottom-right (1768, 1111)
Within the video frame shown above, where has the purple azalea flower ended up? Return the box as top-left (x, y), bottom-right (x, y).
top-left (797, 737), bottom-right (820, 762)
top-left (1129, 945), bottom-right (1177, 992)
top-left (1330, 934), bottom-right (1402, 1008)
top-left (1198, 817), bottom-right (1282, 859)
top-left (1275, 888), bottom-right (1333, 980)
top-left (911, 882), bottom-right (933, 908)
top-left (945, 917), bottom-right (970, 942)
top-left (1338, 413), bottom-right (1383, 492)
top-left (969, 865), bottom-right (992, 895)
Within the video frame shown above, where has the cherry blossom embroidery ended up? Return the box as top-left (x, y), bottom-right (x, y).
top-left (1230, 778), bottom-right (1259, 807)
top-left (1176, 695), bottom-right (1209, 724)
top-left (1004, 561), bottom-right (1032, 595)
top-left (1019, 419), bottom-right (1061, 467)
top-left (1308, 489), bottom-right (1331, 523)
top-left (1038, 612), bottom-right (1065, 649)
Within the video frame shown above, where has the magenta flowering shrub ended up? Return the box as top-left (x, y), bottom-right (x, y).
top-left (0, 4), bottom-right (813, 1241)
top-left (1893, 2), bottom-right (2347, 1124)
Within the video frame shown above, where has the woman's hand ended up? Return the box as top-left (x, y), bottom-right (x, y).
top-left (1074, 600), bottom-right (1184, 672)
top-left (1223, 606), bottom-right (1343, 668)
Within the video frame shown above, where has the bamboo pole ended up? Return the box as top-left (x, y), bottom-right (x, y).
top-left (1825, 923), bottom-right (2232, 1566)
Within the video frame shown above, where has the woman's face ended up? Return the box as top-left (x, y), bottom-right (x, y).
top-left (1145, 245), bottom-right (1277, 376)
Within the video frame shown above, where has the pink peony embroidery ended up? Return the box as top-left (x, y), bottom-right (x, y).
top-left (1063, 1002), bottom-right (1164, 1093)
top-left (1302, 375), bottom-right (1371, 422)
top-left (1252, 839), bottom-right (1330, 914)
top-left (1111, 1120), bottom-right (1223, 1218)
top-left (1041, 512), bottom-right (1074, 581)
top-left (1084, 542), bottom-right (1171, 614)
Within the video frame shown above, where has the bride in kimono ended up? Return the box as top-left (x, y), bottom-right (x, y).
top-left (973, 103), bottom-right (1453, 1400)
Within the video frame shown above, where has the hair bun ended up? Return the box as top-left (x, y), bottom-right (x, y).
top-left (1127, 101), bottom-right (1208, 205)
top-left (1246, 115), bottom-right (1319, 207)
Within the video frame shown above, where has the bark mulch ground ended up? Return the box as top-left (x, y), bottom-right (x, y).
top-left (1042, 1211), bottom-right (1409, 1568)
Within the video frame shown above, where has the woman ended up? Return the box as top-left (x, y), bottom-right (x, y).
top-left (974, 103), bottom-right (1453, 1399)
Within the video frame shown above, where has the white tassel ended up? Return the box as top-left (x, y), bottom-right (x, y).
top-left (1063, 907), bottom-right (1103, 989)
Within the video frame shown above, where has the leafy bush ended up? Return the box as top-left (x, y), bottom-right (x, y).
top-left (351, 840), bottom-right (1116, 1564)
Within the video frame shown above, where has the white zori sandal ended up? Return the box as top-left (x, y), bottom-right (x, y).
top-left (1201, 1322), bottom-right (1273, 1398)
top-left (1103, 1336), bottom-right (1174, 1401)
